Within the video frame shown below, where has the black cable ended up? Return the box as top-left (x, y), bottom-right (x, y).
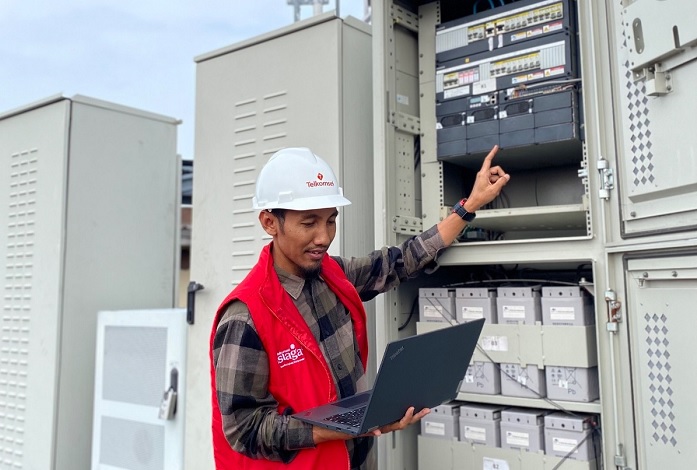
top-left (441, 277), bottom-right (592, 290)
top-left (398, 295), bottom-right (418, 331)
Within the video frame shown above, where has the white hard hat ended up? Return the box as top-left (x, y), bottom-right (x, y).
top-left (252, 147), bottom-right (352, 211)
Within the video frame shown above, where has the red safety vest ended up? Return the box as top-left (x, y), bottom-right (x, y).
top-left (210, 243), bottom-right (369, 469)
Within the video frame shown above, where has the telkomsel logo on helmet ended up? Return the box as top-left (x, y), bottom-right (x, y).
top-left (306, 172), bottom-right (335, 188)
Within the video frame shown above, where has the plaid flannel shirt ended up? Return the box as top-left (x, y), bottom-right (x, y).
top-left (213, 224), bottom-right (445, 468)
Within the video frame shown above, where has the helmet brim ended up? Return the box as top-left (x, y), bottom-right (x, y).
top-left (254, 193), bottom-right (352, 211)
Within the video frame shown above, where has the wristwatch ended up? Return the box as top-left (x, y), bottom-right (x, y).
top-left (452, 198), bottom-right (476, 222)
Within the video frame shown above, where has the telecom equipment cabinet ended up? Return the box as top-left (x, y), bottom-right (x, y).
top-left (372, 0), bottom-right (697, 469)
top-left (0, 96), bottom-right (180, 470)
top-left (184, 14), bottom-right (374, 469)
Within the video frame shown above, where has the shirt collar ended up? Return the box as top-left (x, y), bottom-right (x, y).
top-left (274, 264), bottom-right (327, 300)
top-left (274, 264), bottom-right (306, 300)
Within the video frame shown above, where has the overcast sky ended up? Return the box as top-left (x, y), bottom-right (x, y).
top-left (0, 0), bottom-right (367, 159)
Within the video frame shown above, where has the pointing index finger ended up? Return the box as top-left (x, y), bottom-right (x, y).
top-left (481, 145), bottom-right (499, 172)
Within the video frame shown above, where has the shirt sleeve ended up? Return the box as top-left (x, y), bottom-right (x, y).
top-left (213, 300), bottom-right (315, 462)
top-left (334, 224), bottom-right (446, 301)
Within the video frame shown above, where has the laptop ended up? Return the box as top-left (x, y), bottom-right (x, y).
top-left (292, 318), bottom-right (485, 435)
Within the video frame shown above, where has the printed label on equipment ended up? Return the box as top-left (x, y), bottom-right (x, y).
top-left (444, 86), bottom-right (470, 99)
top-left (425, 421), bottom-right (446, 436)
top-left (465, 373), bottom-right (475, 383)
top-left (527, 27), bottom-right (545, 38)
top-left (552, 437), bottom-right (579, 453)
top-left (423, 305), bottom-right (444, 318)
top-left (482, 336), bottom-right (508, 351)
top-left (544, 21), bottom-right (564, 34)
top-left (397, 94), bottom-right (410, 105)
top-left (484, 457), bottom-right (510, 470)
top-left (506, 430), bottom-right (530, 447)
top-left (558, 379), bottom-right (569, 389)
top-left (473, 78), bottom-right (496, 95)
top-left (545, 65), bottom-right (566, 77)
top-left (462, 306), bottom-right (484, 320)
top-left (550, 306), bottom-right (576, 320)
top-left (502, 305), bottom-right (526, 318)
top-left (465, 425), bottom-right (486, 442)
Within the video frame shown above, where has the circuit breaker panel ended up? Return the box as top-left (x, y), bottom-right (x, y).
top-left (435, 0), bottom-right (582, 170)
top-left (425, 0), bottom-right (590, 243)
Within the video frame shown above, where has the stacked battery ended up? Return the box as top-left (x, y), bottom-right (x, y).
top-left (420, 402), bottom-right (461, 440)
top-left (542, 286), bottom-right (600, 403)
top-left (496, 285), bottom-right (546, 398)
top-left (418, 288), bottom-right (456, 324)
top-left (419, 284), bottom-right (598, 403)
top-left (434, 0), bottom-right (581, 166)
top-left (459, 403), bottom-right (504, 447)
top-left (544, 412), bottom-right (599, 461)
top-left (500, 408), bottom-right (548, 452)
top-left (496, 285), bottom-right (542, 325)
top-left (456, 287), bottom-right (501, 395)
top-left (419, 400), bottom-right (600, 463)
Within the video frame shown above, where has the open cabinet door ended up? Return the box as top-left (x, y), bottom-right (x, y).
top-left (91, 309), bottom-right (187, 470)
top-left (611, 0), bottom-right (697, 237)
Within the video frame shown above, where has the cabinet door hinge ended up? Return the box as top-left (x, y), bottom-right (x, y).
top-left (597, 157), bottom-right (614, 200)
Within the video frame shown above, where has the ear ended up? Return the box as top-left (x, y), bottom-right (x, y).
top-left (259, 210), bottom-right (278, 236)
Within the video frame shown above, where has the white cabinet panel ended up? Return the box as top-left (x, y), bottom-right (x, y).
top-left (626, 254), bottom-right (697, 468)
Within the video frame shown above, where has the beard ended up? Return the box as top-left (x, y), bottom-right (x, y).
top-left (300, 264), bottom-right (322, 279)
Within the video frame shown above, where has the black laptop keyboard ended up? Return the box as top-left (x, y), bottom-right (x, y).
top-left (325, 406), bottom-right (367, 427)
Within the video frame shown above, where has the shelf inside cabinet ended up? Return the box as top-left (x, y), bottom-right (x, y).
top-left (456, 392), bottom-right (601, 414)
top-left (469, 204), bottom-right (587, 232)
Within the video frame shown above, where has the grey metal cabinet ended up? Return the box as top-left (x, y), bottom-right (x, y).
top-left (0, 95), bottom-right (179, 470)
top-left (372, 0), bottom-right (697, 469)
top-left (184, 14), bottom-right (374, 468)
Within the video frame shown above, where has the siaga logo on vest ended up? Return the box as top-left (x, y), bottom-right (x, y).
top-left (277, 343), bottom-right (305, 368)
top-left (306, 172), bottom-right (335, 188)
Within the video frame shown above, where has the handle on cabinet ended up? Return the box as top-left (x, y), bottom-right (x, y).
top-left (187, 281), bottom-right (205, 325)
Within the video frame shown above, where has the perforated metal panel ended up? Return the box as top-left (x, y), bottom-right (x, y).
top-left (641, 312), bottom-right (676, 446)
top-left (626, 254), bottom-right (697, 468)
top-left (614, 0), bottom-right (697, 236)
top-left (99, 417), bottom-right (165, 470)
top-left (102, 326), bottom-right (167, 407)
top-left (2, 148), bottom-right (37, 465)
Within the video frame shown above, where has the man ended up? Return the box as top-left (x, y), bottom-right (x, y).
top-left (210, 146), bottom-right (509, 469)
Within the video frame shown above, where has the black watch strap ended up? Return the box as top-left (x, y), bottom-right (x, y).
top-left (452, 198), bottom-right (476, 222)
